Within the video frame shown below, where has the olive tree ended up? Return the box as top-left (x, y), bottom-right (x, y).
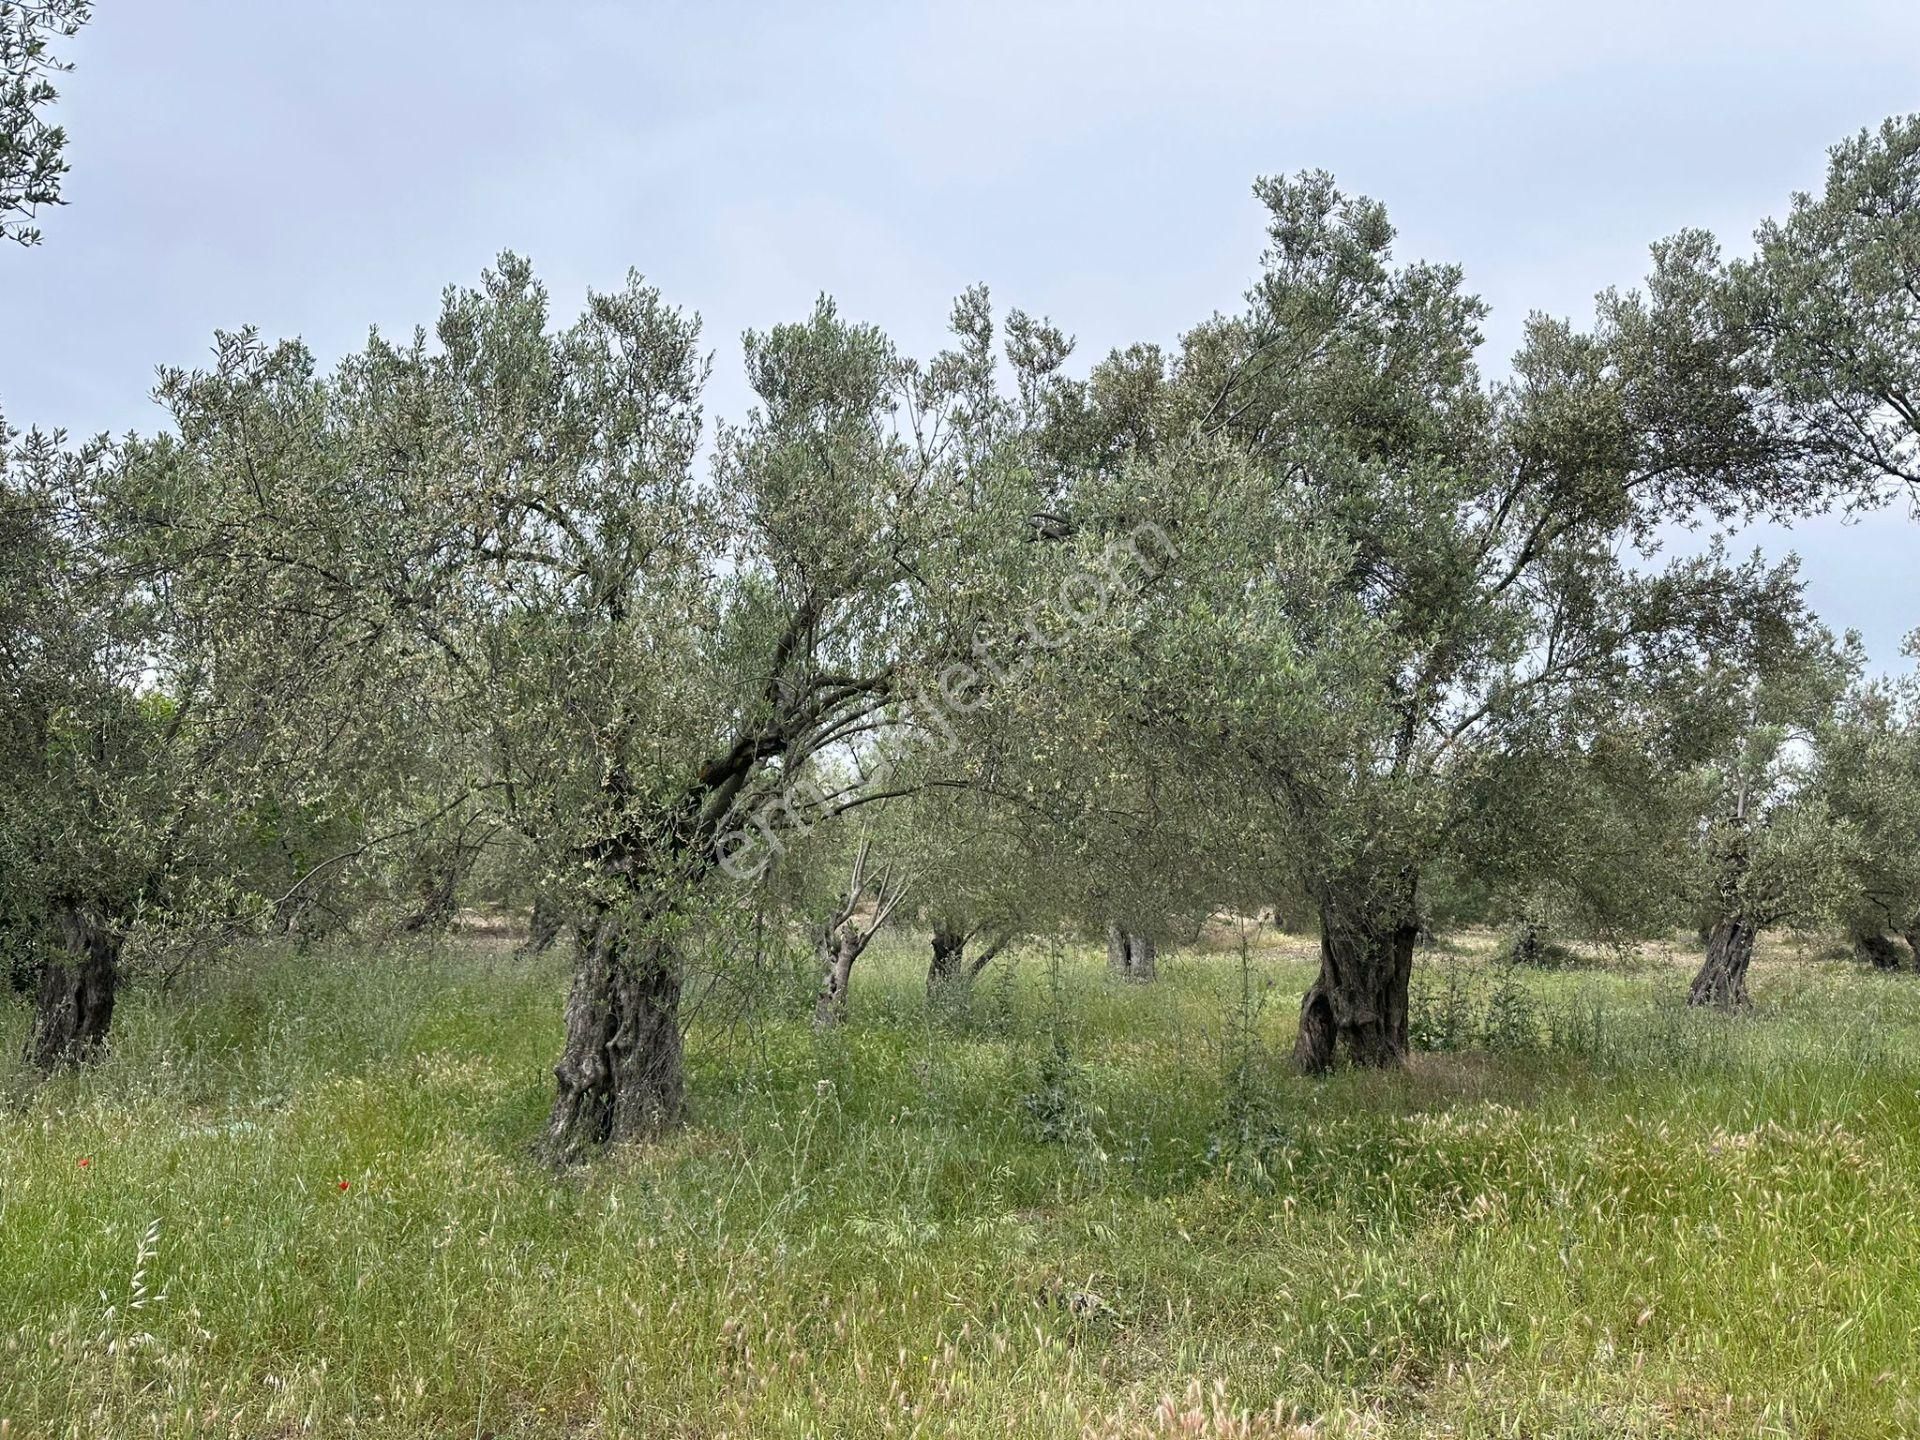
top-left (152, 261), bottom-right (1038, 1158)
top-left (0, 413), bottom-right (373, 1066)
top-left (775, 811), bottom-right (913, 1029)
top-left (0, 425), bottom-right (150, 1064)
top-left (1031, 174), bottom-right (1827, 1070)
top-left (1815, 672), bottom-right (1920, 967)
top-left (1664, 619), bottom-right (1857, 1007)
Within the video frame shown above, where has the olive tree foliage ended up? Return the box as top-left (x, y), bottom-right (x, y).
top-left (0, 1), bottom-right (88, 247)
top-left (891, 747), bottom-right (1200, 999)
top-left (1436, 729), bottom-right (1696, 958)
top-left (1654, 608), bottom-right (1858, 1008)
top-left (912, 797), bottom-right (1029, 994)
top-left (844, 774), bottom-right (1034, 1000)
top-left (1815, 669), bottom-right (1920, 967)
top-left (1733, 114), bottom-right (1920, 498)
top-left (0, 427), bottom-right (152, 1059)
top-left (1019, 173), bottom-right (1830, 1071)
top-left (0, 411), bottom-right (366, 1068)
top-left (150, 259), bottom-right (1043, 1158)
top-left (879, 497), bottom-right (1247, 987)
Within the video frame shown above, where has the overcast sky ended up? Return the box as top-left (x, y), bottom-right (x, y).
top-left (5, 2), bottom-right (1918, 663)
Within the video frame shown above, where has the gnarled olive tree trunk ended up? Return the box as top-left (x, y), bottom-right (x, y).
top-left (815, 927), bottom-right (863, 1028)
top-left (542, 902), bottom-right (684, 1162)
top-left (27, 906), bottom-right (121, 1073)
top-left (1293, 883), bottom-right (1417, 1073)
top-left (1105, 923), bottom-right (1156, 982)
top-left (811, 842), bottom-right (909, 1029)
top-left (1686, 916), bottom-right (1757, 1009)
top-left (928, 925), bottom-right (967, 994)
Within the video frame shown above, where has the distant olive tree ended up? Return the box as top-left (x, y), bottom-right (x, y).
top-left (1667, 620), bottom-right (1857, 1008)
top-left (1815, 672), bottom-right (1920, 968)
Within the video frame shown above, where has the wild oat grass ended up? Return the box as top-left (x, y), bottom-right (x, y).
top-left (4, 929), bottom-right (1920, 1437)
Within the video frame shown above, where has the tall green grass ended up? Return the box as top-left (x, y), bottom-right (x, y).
top-left (4, 931), bottom-right (1920, 1437)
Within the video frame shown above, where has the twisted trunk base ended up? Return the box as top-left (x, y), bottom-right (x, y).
top-left (1687, 917), bottom-right (1757, 1009)
top-left (542, 906), bottom-right (684, 1162)
top-left (1293, 897), bottom-right (1416, 1074)
top-left (27, 907), bottom-right (120, 1073)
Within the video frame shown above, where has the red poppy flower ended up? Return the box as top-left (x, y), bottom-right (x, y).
top-left (77, 1157), bottom-right (90, 1169)
top-left (337, 1179), bottom-right (350, 1191)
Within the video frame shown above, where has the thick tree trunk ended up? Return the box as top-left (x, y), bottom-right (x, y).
top-left (814, 929), bottom-right (860, 1028)
top-left (1852, 930), bottom-right (1906, 971)
top-left (1293, 890), bottom-right (1416, 1074)
top-left (929, 926), bottom-right (1012, 1004)
top-left (928, 925), bottom-right (966, 995)
top-left (1126, 932), bottom-right (1155, 981)
top-left (26, 907), bottom-right (121, 1073)
top-left (541, 904), bottom-right (684, 1162)
top-left (1105, 923), bottom-right (1156, 982)
top-left (1687, 916), bottom-right (1757, 1009)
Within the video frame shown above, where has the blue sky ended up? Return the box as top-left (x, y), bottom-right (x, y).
top-left (5, 2), bottom-right (1917, 662)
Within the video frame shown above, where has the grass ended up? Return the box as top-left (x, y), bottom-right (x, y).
top-left (5, 926), bottom-right (1920, 1437)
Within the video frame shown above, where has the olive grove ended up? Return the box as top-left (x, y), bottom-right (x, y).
top-left (7, 101), bottom-right (1920, 1159)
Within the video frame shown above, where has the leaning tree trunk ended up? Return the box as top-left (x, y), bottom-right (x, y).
top-left (1105, 923), bottom-right (1156, 982)
top-left (1687, 916), bottom-right (1757, 1009)
top-left (1293, 888), bottom-right (1417, 1074)
top-left (542, 903), bottom-right (684, 1162)
top-left (27, 907), bottom-right (121, 1073)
